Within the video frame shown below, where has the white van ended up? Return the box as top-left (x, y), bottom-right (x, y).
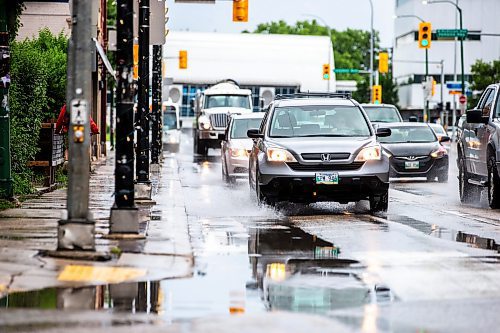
top-left (162, 100), bottom-right (182, 152)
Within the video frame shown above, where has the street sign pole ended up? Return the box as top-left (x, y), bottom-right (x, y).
top-left (425, 49), bottom-right (429, 122)
top-left (135, 0), bottom-right (152, 200)
top-left (110, 0), bottom-right (139, 233)
top-left (0, 0), bottom-right (13, 199)
top-left (58, 0), bottom-right (95, 250)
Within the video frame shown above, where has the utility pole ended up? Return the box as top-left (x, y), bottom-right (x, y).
top-left (110, 0), bottom-right (139, 233)
top-left (151, 45), bottom-right (162, 166)
top-left (135, 0), bottom-right (152, 200)
top-left (0, 0), bottom-right (13, 199)
top-left (58, 0), bottom-right (95, 250)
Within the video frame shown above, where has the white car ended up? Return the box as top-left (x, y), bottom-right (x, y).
top-left (429, 123), bottom-right (451, 151)
top-left (221, 113), bottom-right (265, 183)
top-left (162, 101), bottom-right (182, 152)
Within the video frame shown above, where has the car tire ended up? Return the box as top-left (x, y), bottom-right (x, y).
top-left (255, 170), bottom-right (274, 207)
top-left (459, 157), bottom-right (479, 203)
top-left (487, 155), bottom-right (500, 209)
top-left (369, 190), bottom-right (388, 214)
top-left (438, 172), bottom-right (448, 183)
top-left (195, 137), bottom-right (207, 156)
top-left (426, 174), bottom-right (436, 182)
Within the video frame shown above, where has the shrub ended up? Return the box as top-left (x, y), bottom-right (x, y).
top-left (9, 29), bottom-right (68, 195)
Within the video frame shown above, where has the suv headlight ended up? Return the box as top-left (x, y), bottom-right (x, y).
top-left (266, 147), bottom-right (297, 162)
top-left (199, 115), bottom-right (211, 130)
top-left (355, 144), bottom-right (382, 161)
top-left (430, 146), bottom-right (447, 158)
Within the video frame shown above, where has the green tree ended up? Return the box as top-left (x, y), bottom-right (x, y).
top-left (469, 59), bottom-right (500, 108)
top-left (252, 20), bottom-right (400, 104)
top-left (6, 1), bottom-right (25, 41)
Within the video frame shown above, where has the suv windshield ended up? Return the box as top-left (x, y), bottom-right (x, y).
top-left (204, 95), bottom-right (251, 109)
top-left (269, 105), bottom-right (371, 138)
top-left (363, 106), bottom-right (401, 123)
top-left (379, 126), bottom-right (437, 143)
top-left (231, 118), bottom-right (263, 139)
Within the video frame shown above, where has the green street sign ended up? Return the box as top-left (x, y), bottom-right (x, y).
top-left (436, 29), bottom-right (468, 39)
top-left (334, 68), bottom-right (360, 74)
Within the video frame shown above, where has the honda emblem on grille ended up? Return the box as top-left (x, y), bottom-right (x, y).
top-left (321, 153), bottom-right (331, 162)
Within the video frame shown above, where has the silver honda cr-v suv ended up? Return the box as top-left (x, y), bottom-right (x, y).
top-left (247, 93), bottom-right (391, 213)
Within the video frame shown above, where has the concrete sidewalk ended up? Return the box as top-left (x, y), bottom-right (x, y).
top-left (0, 152), bottom-right (193, 295)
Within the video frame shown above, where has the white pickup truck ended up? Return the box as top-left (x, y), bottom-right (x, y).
top-left (193, 80), bottom-right (253, 155)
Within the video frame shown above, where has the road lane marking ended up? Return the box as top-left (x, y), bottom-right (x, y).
top-left (58, 265), bottom-right (146, 283)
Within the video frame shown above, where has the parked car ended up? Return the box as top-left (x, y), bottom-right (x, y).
top-left (378, 123), bottom-right (450, 182)
top-left (429, 123), bottom-right (450, 151)
top-left (221, 113), bottom-right (265, 183)
top-left (247, 93), bottom-right (392, 213)
top-left (162, 100), bottom-right (182, 153)
top-left (457, 83), bottom-right (500, 207)
top-left (360, 104), bottom-right (403, 124)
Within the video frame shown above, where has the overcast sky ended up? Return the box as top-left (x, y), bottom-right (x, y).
top-left (166, 0), bottom-right (396, 47)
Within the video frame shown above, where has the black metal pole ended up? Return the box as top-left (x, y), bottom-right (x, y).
top-left (151, 45), bottom-right (161, 164)
top-left (110, 0), bottom-right (138, 233)
top-left (110, 87), bottom-right (115, 150)
top-left (136, 0), bottom-right (150, 182)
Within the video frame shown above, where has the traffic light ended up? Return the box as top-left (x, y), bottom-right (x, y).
top-left (322, 64), bottom-right (331, 80)
top-left (418, 22), bottom-right (432, 49)
top-left (378, 52), bottom-right (389, 74)
top-left (179, 50), bottom-right (188, 69)
top-left (372, 85), bottom-right (382, 104)
top-left (233, 0), bottom-right (248, 22)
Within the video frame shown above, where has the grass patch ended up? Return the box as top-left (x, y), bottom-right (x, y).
top-left (0, 199), bottom-right (15, 211)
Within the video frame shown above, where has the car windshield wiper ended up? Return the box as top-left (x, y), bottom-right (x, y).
top-left (405, 140), bottom-right (433, 143)
top-left (296, 134), bottom-right (353, 138)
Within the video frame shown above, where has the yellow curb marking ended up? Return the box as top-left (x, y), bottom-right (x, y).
top-left (58, 265), bottom-right (146, 284)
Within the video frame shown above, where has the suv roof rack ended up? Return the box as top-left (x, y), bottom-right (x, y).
top-left (274, 92), bottom-right (352, 100)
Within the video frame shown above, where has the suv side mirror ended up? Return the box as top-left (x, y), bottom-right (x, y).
top-left (247, 128), bottom-right (263, 139)
top-left (466, 110), bottom-right (488, 124)
top-left (439, 135), bottom-right (451, 143)
top-left (376, 127), bottom-right (391, 137)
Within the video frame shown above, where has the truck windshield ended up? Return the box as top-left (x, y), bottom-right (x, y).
top-left (163, 112), bottom-right (177, 130)
top-left (204, 95), bottom-right (251, 109)
top-left (269, 105), bottom-right (371, 138)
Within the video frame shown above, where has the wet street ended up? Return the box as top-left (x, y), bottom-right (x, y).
top-left (163, 129), bottom-right (500, 329)
top-left (2, 129), bottom-right (500, 332)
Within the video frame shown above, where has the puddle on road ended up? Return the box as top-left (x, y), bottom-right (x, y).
top-left (388, 214), bottom-right (500, 253)
top-left (0, 281), bottom-right (162, 313)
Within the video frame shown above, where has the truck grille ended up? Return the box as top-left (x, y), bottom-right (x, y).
top-left (286, 162), bottom-right (364, 171)
top-left (209, 113), bottom-right (229, 129)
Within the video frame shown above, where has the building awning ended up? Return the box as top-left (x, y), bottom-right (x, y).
top-left (92, 38), bottom-right (116, 80)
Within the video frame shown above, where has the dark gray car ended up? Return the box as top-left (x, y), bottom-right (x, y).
top-left (247, 93), bottom-right (391, 213)
top-left (457, 83), bottom-right (500, 208)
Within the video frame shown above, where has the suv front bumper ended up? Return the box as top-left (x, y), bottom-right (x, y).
top-left (257, 156), bottom-right (390, 203)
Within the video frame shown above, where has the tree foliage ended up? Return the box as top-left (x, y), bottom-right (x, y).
top-left (252, 20), bottom-right (400, 104)
top-left (469, 59), bottom-right (500, 108)
top-left (9, 29), bottom-right (68, 194)
top-left (6, 1), bottom-right (25, 41)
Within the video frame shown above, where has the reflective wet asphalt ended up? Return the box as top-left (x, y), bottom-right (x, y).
top-left (3, 129), bottom-right (500, 332)
top-left (163, 130), bottom-right (500, 330)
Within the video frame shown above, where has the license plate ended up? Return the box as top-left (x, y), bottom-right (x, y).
top-left (315, 173), bottom-right (339, 185)
top-left (405, 161), bottom-right (420, 169)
